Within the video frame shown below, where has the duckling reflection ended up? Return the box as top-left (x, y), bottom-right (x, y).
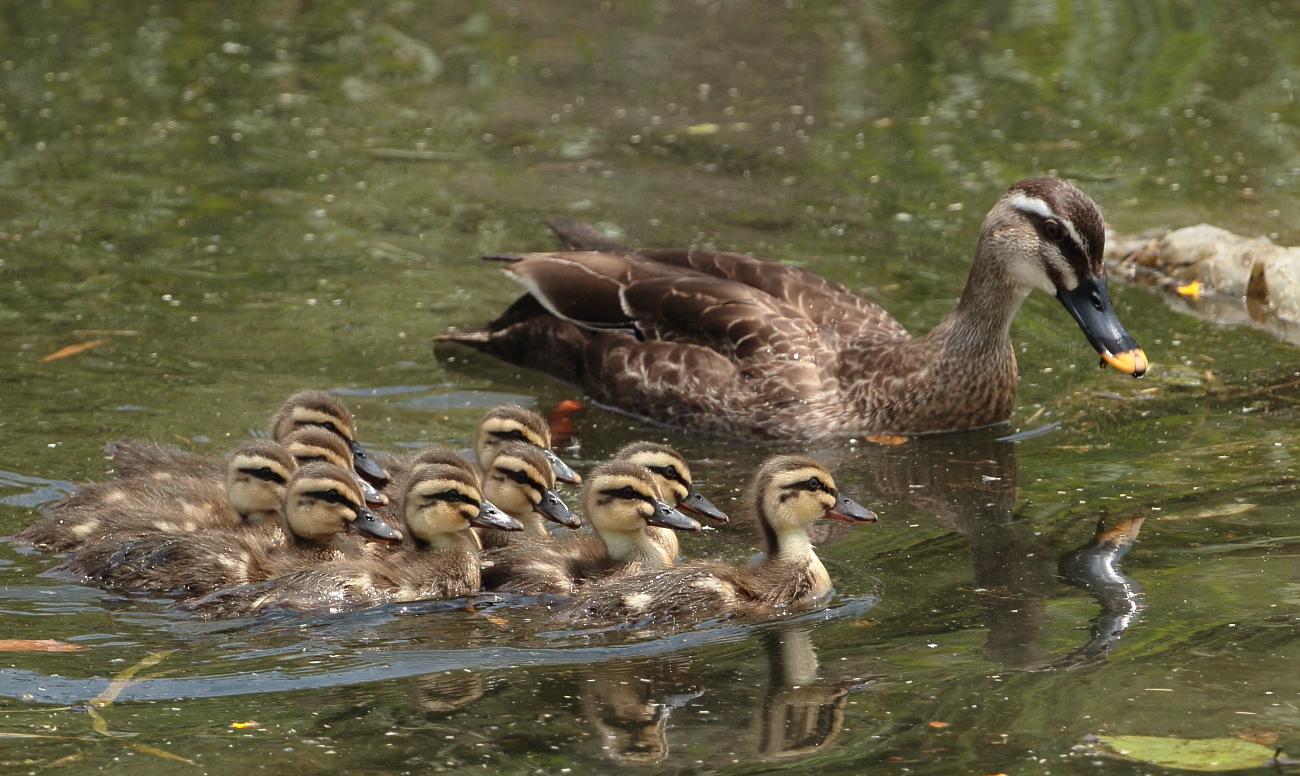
top-left (576, 625), bottom-right (853, 764)
top-left (857, 430), bottom-right (1145, 670)
top-left (752, 627), bottom-right (852, 759)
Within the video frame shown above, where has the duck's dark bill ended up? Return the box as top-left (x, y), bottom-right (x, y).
top-left (647, 501), bottom-right (702, 532)
top-left (544, 449), bottom-right (581, 485)
top-left (1056, 277), bottom-right (1148, 377)
top-left (347, 507), bottom-right (404, 544)
top-left (473, 500), bottom-right (523, 531)
top-left (825, 496), bottom-right (878, 524)
top-left (536, 489), bottom-right (582, 528)
top-left (349, 440), bottom-right (392, 485)
top-left (680, 489), bottom-right (729, 524)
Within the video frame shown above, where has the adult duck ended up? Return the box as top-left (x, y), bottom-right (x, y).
top-left (435, 177), bottom-right (1146, 440)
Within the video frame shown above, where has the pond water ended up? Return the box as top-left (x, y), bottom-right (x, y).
top-left (2, 2), bottom-right (1299, 773)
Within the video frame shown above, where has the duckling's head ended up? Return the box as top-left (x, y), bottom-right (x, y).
top-left (281, 427), bottom-right (388, 507)
top-left (585, 461), bottom-right (701, 537)
top-left (475, 404), bottom-right (581, 485)
top-left (982, 177), bottom-right (1146, 377)
top-left (406, 445), bottom-right (477, 474)
top-left (484, 441), bottom-right (581, 528)
top-left (282, 462), bottom-right (403, 545)
top-left (224, 440), bottom-right (296, 523)
top-left (402, 462), bottom-right (522, 547)
top-left (613, 441), bottom-right (728, 525)
top-left (752, 456), bottom-right (877, 555)
top-left (270, 390), bottom-right (390, 487)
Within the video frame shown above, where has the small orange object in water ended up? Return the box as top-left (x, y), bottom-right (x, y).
top-left (230, 721), bottom-right (260, 729)
top-left (928, 721), bottom-right (950, 729)
top-left (865, 434), bottom-right (909, 446)
top-left (41, 339), bottom-right (108, 362)
top-left (1175, 280), bottom-right (1201, 300)
top-left (548, 399), bottom-right (583, 447)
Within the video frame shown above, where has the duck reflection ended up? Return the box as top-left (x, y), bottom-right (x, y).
top-left (577, 625), bottom-right (855, 763)
top-left (752, 627), bottom-right (853, 759)
top-left (851, 430), bottom-right (1145, 670)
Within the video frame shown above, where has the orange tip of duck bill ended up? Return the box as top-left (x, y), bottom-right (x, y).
top-left (1098, 347), bottom-right (1148, 377)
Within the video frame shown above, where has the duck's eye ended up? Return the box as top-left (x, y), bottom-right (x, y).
top-left (241, 466), bottom-right (287, 485)
top-left (430, 489), bottom-right (476, 506)
top-left (306, 488), bottom-right (354, 508)
top-left (1043, 219), bottom-right (1066, 241)
top-left (806, 476), bottom-right (823, 491)
top-left (507, 468), bottom-right (534, 486)
top-left (650, 464), bottom-right (684, 484)
top-left (492, 428), bottom-right (529, 443)
top-left (599, 485), bottom-right (643, 501)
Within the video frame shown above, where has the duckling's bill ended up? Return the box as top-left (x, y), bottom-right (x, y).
top-left (543, 449), bottom-right (581, 485)
top-left (679, 488), bottom-right (729, 524)
top-left (1055, 276), bottom-right (1147, 378)
top-left (647, 501), bottom-right (702, 532)
top-left (347, 506), bottom-right (404, 544)
top-left (825, 495), bottom-right (878, 524)
top-left (349, 440), bottom-right (392, 486)
top-left (472, 500), bottom-right (524, 531)
top-left (535, 489), bottom-right (582, 528)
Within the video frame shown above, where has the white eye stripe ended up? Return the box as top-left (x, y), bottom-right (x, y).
top-left (1005, 193), bottom-right (1089, 257)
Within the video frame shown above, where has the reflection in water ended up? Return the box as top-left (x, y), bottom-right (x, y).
top-left (752, 627), bottom-right (852, 759)
top-left (577, 626), bottom-right (855, 764)
top-left (854, 432), bottom-right (1145, 670)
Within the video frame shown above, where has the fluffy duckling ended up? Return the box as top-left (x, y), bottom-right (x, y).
top-left (51, 463), bottom-right (401, 597)
top-left (481, 461), bottom-right (701, 596)
top-left (558, 455), bottom-right (876, 624)
top-left (613, 441), bottom-right (728, 561)
top-left (474, 404), bottom-right (580, 485)
top-left (478, 441), bottom-right (581, 550)
top-left (280, 426), bottom-right (387, 507)
top-left (181, 461), bottom-right (523, 618)
top-left (10, 440), bottom-right (297, 553)
top-left (107, 389), bottom-right (390, 487)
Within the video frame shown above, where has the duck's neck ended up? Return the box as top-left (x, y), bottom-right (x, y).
top-left (418, 530), bottom-right (477, 555)
top-left (936, 245), bottom-right (1032, 358)
top-left (599, 527), bottom-right (670, 568)
top-left (763, 528), bottom-right (831, 599)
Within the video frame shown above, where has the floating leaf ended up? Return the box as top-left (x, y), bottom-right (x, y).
top-left (41, 339), bottom-right (108, 362)
top-left (0, 639), bottom-right (83, 652)
top-left (1082, 733), bottom-right (1284, 771)
top-left (230, 721), bottom-right (260, 729)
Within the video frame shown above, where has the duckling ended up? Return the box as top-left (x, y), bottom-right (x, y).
top-left (478, 441), bottom-right (581, 550)
top-left (435, 177), bottom-right (1146, 440)
top-left (50, 463), bottom-right (402, 597)
top-left (558, 455), bottom-right (876, 624)
top-left (280, 426), bottom-right (388, 507)
top-left (480, 461), bottom-right (701, 597)
top-left (108, 389), bottom-right (390, 487)
top-left (612, 441), bottom-right (728, 561)
top-left (473, 404), bottom-right (580, 485)
top-left (180, 461), bottom-right (523, 618)
top-left (10, 440), bottom-right (297, 553)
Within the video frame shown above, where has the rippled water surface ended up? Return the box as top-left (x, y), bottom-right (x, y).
top-left (2, 2), bottom-right (1299, 773)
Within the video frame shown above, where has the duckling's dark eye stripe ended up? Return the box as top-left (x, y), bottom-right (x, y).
top-left (491, 429), bottom-right (529, 442)
top-left (240, 466), bottom-right (288, 485)
top-left (425, 489), bottom-right (478, 506)
top-left (783, 477), bottom-right (834, 495)
top-left (648, 465), bottom-right (687, 486)
top-left (304, 488), bottom-right (358, 509)
top-left (599, 485), bottom-right (652, 503)
top-left (294, 454), bottom-right (329, 465)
